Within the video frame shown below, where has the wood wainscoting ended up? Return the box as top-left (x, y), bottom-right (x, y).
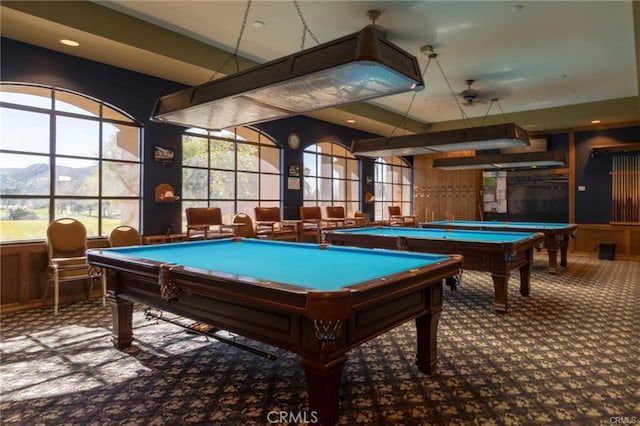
top-left (572, 224), bottom-right (640, 259)
top-left (1, 239), bottom-right (109, 315)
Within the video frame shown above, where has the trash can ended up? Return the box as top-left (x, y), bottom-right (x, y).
top-left (598, 242), bottom-right (616, 260)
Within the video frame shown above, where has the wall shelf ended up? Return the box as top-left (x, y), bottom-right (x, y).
top-left (155, 184), bottom-right (179, 202)
top-left (591, 143), bottom-right (640, 157)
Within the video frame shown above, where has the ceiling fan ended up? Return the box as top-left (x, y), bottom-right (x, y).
top-left (459, 79), bottom-right (488, 106)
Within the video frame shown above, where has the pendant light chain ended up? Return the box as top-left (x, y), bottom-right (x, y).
top-left (210, 0), bottom-right (252, 80)
top-left (294, 0), bottom-right (320, 50)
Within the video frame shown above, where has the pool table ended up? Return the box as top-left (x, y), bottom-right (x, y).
top-left (419, 220), bottom-right (578, 274)
top-left (325, 226), bottom-right (545, 314)
top-left (87, 238), bottom-right (462, 426)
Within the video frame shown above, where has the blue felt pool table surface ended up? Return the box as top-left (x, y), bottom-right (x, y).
top-left (328, 226), bottom-right (540, 243)
top-left (102, 238), bottom-right (451, 291)
top-left (424, 220), bottom-right (574, 231)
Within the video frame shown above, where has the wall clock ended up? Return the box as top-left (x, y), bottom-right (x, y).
top-left (287, 133), bottom-right (300, 149)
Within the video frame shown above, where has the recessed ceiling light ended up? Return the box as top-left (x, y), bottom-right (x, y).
top-left (252, 21), bottom-right (265, 28)
top-left (346, 119), bottom-right (356, 124)
top-left (59, 39), bottom-right (79, 47)
top-left (591, 119), bottom-right (601, 124)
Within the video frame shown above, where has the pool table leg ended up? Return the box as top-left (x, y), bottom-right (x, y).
top-left (545, 235), bottom-right (559, 274)
top-left (491, 273), bottom-right (510, 314)
top-left (559, 236), bottom-right (569, 268)
top-left (108, 292), bottom-right (134, 349)
top-left (414, 283), bottom-right (443, 374)
top-left (299, 355), bottom-right (347, 426)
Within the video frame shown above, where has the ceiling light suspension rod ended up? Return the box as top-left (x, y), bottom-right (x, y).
top-left (388, 45), bottom-right (434, 137)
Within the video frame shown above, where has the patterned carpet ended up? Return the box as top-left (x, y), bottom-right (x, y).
top-left (1, 253), bottom-right (639, 425)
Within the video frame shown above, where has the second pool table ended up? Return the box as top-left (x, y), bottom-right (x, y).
top-left (325, 226), bottom-right (545, 314)
top-left (419, 220), bottom-right (578, 274)
top-left (88, 238), bottom-right (462, 426)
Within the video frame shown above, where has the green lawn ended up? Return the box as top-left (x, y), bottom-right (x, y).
top-left (0, 217), bottom-right (121, 242)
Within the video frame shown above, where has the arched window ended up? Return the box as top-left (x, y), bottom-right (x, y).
top-left (303, 141), bottom-right (361, 215)
top-left (374, 156), bottom-right (412, 220)
top-left (0, 83), bottom-right (142, 241)
top-left (181, 126), bottom-right (280, 225)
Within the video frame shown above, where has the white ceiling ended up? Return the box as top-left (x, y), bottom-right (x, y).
top-left (2, 0), bottom-right (639, 136)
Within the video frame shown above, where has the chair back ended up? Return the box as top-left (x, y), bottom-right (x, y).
top-left (232, 213), bottom-right (255, 238)
top-left (46, 218), bottom-right (87, 259)
top-left (326, 206), bottom-right (346, 219)
top-left (186, 207), bottom-right (223, 226)
top-left (254, 206), bottom-right (282, 222)
top-left (109, 225), bottom-right (142, 247)
top-left (300, 206), bottom-right (323, 221)
top-left (388, 205), bottom-right (402, 216)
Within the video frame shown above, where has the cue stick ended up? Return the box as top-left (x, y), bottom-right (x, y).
top-left (144, 310), bottom-right (278, 361)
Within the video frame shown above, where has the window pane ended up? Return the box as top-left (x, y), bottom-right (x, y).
top-left (334, 179), bottom-right (346, 200)
top-left (333, 156), bottom-right (346, 179)
top-left (54, 199), bottom-right (99, 235)
top-left (55, 157), bottom-right (98, 196)
top-left (214, 201), bottom-right (235, 224)
top-left (332, 144), bottom-right (346, 156)
top-left (182, 168), bottom-right (209, 199)
top-left (260, 174), bottom-right (280, 199)
top-left (102, 105), bottom-right (133, 122)
top-left (102, 199), bottom-right (139, 229)
top-left (103, 124), bottom-right (140, 161)
top-left (303, 152), bottom-right (316, 176)
top-left (318, 178), bottom-right (332, 200)
top-left (0, 154), bottom-right (50, 195)
top-left (210, 140), bottom-right (234, 170)
top-left (210, 170), bottom-right (235, 198)
top-left (102, 161), bottom-right (140, 197)
top-left (237, 143), bottom-right (259, 172)
top-left (401, 167), bottom-right (411, 185)
top-left (183, 136), bottom-right (208, 167)
top-left (1, 108), bottom-right (50, 153)
top-left (55, 91), bottom-right (99, 116)
top-left (236, 201), bottom-right (257, 218)
top-left (304, 176), bottom-right (317, 199)
top-left (260, 146), bottom-right (280, 173)
top-left (237, 172), bottom-right (258, 199)
top-left (316, 142), bottom-right (332, 154)
top-left (1, 85), bottom-right (52, 108)
top-left (56, 116), bottom-right (99, 157)
top-left (318, 155), bottom-right (333, 178)
top-left (347, 180), bottom-right (359, 202)
top-left (0, 199), bottom-right (49, 242)
top-left (346, 202), bottom-right (359, 217)
top-left (401, 186), bottom-right (411, 203)
top-left (347, 159), bottom-right (359, 179)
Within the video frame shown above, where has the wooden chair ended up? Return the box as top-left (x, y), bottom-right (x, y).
top-left (45, 218), bottom-right (106, 316)
top-left (388, 205), bottom-right (417, 227)
top-left (354, 210), bottom-right (366, 227)
top-left (232, 213), bottom-right (255, 238)
top-left (325, 206), bottom-right (357, 228)
top-left (254, 207), bottom-right (298, 241)
top-left (109, 225), bottom-right (142, 247)
top-left (185, 207), bottom-right (234, 240)
top-left (299, 206), bottom-right (336, 243)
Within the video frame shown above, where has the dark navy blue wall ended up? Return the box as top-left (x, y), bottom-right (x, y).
top-left (574, 127), bottom-right (640, 223)
top-left (1, 37), bottom-right (381, 231)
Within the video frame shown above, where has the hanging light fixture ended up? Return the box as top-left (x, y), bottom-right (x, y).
top-left (432, 150), bottom-right (566, 170)
top-left (351, 122), bottom-right (530, 157)
top-left (151, 9), bottom-right (424, 130)
top-left (350, 46), bottom-right (532, 157)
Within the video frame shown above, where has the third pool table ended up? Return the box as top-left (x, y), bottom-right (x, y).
top-left (419, 220), bottom-right (578, 274)
top-left (325, 226), bottom-right (545, 314)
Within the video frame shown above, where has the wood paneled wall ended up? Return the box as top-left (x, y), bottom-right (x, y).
top-left (413, 152), bottom-right (483, 222)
